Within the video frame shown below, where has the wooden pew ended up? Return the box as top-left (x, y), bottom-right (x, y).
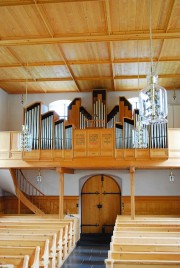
top-left (0, 246), bottom-right (40, 268)
top-left (0, 214), bottom-right (80, 248)
top-left (0, 220), bottom-right (72, 254)
top-left (110, 242), bottom-right (180, 253)
top-left (0, 238), bottom-right (49, 268)
top-left (0, 255), bottom-right (29, 268)
top-left (112, 236), bottom-right (180, 244)
top-left (0, 215), bottom-right (80, 267)
top-left (105, 259), bottom-right (180, 268)
top-left (0, 222), bottom-right (69, 257)
top-left (105, 215), bottom-right (180, 268)
top-left (116, 215), bottom-right (180, 220)
top-left (113, 230), bottom-right (180, 237)
top-left (108, 251), bottom-right (180, 261)
top-left (0, 234), bottom-right (57, 268)
top-left (0, 228), bottom-right (63, 267)
top-left (114, 226), bottom-right (180, 232)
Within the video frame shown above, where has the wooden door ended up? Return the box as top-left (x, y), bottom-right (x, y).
top-left (81, 175), bottom-right (121, 233)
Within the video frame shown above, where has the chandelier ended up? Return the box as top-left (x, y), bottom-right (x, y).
top-left (133, 118), bottom-right (148, 149)
top-left (139, 0), bottom-right (168, 124)
top-left (18, 124), bottom-right (32, 151)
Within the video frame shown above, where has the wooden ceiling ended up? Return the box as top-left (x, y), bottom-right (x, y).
top-left (0, 0), bottom-right (179, 94)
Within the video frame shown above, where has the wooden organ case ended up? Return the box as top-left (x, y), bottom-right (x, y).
top-left (0, 89), bottom-right (169, 162)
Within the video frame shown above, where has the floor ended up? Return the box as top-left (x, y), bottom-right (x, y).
top-left (61, 234), bottom-right (110, 268)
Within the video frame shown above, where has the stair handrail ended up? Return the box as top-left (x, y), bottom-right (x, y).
top-left (15, 170), bottom-right (56, 214)
top-left (16, 170), bottom-right (45, 197)
top-left (10, 169), bottom-right (57, 214)
top-left (9, 169), bottom-right (45, 215)
top-left (16, 169), bottom-right (46, 212)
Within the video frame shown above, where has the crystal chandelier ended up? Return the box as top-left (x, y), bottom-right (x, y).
top-left (139, 74), bottom-right (168, 123)
top-left (18, 124), bottom-right (32, 151)
top-left (139, 0), bottom-right (168, 124)
top-left (133, 118), bottom-right (149, 149)
top-left (18, 65), bottom-right (32, 152)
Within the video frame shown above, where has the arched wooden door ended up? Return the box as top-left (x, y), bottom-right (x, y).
top-left (81, 174), bottom-right (121, 233)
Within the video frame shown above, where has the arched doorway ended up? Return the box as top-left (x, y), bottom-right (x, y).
top-left (81, 174), bottom-right (121, 234)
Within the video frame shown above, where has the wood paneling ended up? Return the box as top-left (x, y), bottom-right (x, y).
top-left (1, 195), bottom-right (180, 217)
top-left (122, 196), bottom-right (180, 216)
top-left (1, 196), bottom-right (79, 215)
top-left (0, 197), bottom-right (4, 213)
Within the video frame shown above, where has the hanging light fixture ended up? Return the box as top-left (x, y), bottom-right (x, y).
top-left (36, 169), bottom-right (42, 183)
top-left (169, 168), bottom-right (175, 183)
top-left (139, 0), bottom-right (168, 124)
top-left (18, 64), bottom-right (32, 152)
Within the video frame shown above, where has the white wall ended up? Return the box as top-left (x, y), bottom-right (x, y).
top-left (0, 169), bottom-right (16, 195)
top-left (0, 89), bottom-right (8, 131)
top-left (21, 169), bottom-right (180, 197)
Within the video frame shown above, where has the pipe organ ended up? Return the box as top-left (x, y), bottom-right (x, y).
top-left (54, 119), bottom-right (65, 150)
top-left (79, 107), bottom-right (92, 129)
top-left (124, 118), bottom-right (134, 149)
top-left (115, 123), bottom-right (123, 149)
top-left (65, 125), bottom-right (73, 149)
top-left (22, 90), bottom-right (168, 153)
top-left (24, 102), bottom-right (48, 150)
top-left (41, 111), bottom-right (59, 150)
top-left (150, 122), bottom-right (168, 149)
top-left (107, 106), bottom-right (119, 128)
top-left (92, 89), bottom-right (106, 128)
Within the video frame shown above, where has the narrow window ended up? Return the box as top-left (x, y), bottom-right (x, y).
top-left (49, 100), bottom-right (71, 120)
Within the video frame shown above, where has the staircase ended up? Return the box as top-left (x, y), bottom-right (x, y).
top-left (10, 169), bottom-right (45, 215)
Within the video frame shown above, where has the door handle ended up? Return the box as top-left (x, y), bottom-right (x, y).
top-left (97, 203), bottom-right (102, 209)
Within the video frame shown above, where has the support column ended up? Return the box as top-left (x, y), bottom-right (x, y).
top-left (59, 172), bottom-right (64, 219)
top-left (18, 195), bottom-right (21, 214)
top-left (57, 168), bottom-right (74, 219)
top-left (130, 166), bottom-right (135, 220)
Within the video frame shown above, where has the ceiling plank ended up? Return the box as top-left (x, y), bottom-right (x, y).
top-left (104, 0), bottom-right (115, 90)
top-left (33, 0), bottom-right (54, 38)
top-left (0, 0), bottom-right (103, 7)
top-left (0, 32), bottom-right (179, 47)
top-left (56, 44), bottom-right (82, 91)
top-left (154, 0), bottom-right (176, 73)
top-left (32, 0), bottom-right (81, 91)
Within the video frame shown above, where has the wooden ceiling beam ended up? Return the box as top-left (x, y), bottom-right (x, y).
top-left (115, 74), bottom-right (180, 79)
top-left (0, 32), bottom-right (179, 47)
top-left (0, 0), bottom-right (102, 7)
top-left (1, 73), bottom-right (179, 83)
top-left (0, 57), bottom-right (179, 68)
top-left (0, 77), bottom-right (73, 83)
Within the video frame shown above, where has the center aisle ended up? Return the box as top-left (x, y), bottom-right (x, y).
top-left (61, 234), bottom-right (111, 268)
